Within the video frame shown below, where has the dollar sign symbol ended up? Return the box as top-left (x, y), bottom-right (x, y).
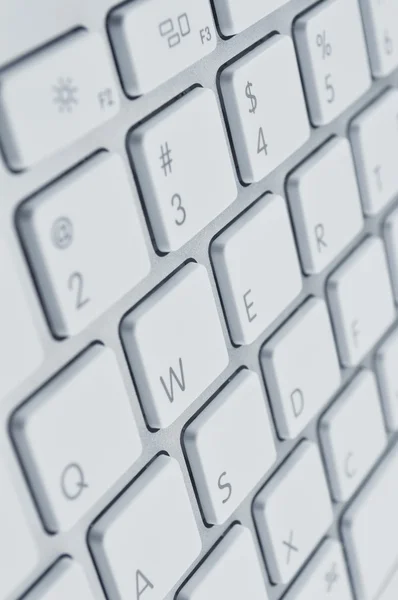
top-left (245, 81), bottom-right (257, 114)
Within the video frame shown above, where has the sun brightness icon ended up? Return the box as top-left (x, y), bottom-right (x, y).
top-left (52, 77), bottom-right (79, 113)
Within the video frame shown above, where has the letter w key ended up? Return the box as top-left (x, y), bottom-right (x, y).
top-left (120, 263), bottom-right (229, 429)
top-left (160, 358), bottom-right (186, 402)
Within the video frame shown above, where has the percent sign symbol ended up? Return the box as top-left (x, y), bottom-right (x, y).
top-left (316, 30), bottom-right (332, 59)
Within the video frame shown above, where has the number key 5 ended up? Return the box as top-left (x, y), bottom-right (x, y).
top-left (294, 0), bottom-right (371, 125)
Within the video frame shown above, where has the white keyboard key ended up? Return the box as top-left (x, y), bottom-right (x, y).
top-left (12, 345), bottom-right (142, 533)
top-left (284, 540), bottom-right (353, 600)
top-left (385, 205), bottom-right (398, 301)
top-left (0, 238), bottom-right (43, 402)
top-left (328, 237), bottom-right (395, 367)
top-left (379, 568), bottom-right (398, 600)
top-left (342, 443), bottom-right (398, 600)
top-left (177, 526), bottom-right (269, 600)
top-left (18, 153), bottom-right (150, 338)
top-left (261, 298), bottom-right (341, 440)
top-left (0, 30), bottom-right (120, 170)
top-left (109, 0), bottom-right (216, 96)
top-left (320, 370), bottom-right (387, 502)
top-left (90, 455), bottom-right (201, 600)
top-left (254, 442), bottom-right (333, 585)
top-left (287, 138), bottom-right (363, 274)
top-left (350, 89), bottom-right (398, 215)
top-left (376, 328), bottom-right (398, 431)
top-left (212, 195), bottom-right (302, 345)
top-left (220, 35), bottom-right (309, 184)
top-left (295, 0), bottom-right (371, 125)
top-left (129, 88), bottom-right (237, 252)
top-left (360, 0), bottom-right (398, 77)
top-left (212, 0), bottom-right (290, 36)
top-left (24, 559), bottom-right (96, 600)
top-left (0, 458), bottom-right (38, 599)
top-left (184, 370), bottom-right (276, 525)
top-left (121, 263), bottom-right (228, 429)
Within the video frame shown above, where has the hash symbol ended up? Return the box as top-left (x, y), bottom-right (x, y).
top-left (53, 77), bottom-right (79, 113)
top-left (160, 142), bottom-right (173, 176)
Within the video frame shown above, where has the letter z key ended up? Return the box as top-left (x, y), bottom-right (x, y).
top-left (121, 263), bottom-right (229, 429)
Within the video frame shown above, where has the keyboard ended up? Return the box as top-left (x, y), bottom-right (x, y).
top-left (1, 0), bottom-right (398, 598)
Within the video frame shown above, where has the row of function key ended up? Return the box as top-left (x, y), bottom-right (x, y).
top-left (0, 0), bottom-right (397, 170)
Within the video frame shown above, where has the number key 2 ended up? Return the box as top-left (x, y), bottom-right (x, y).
top-left (17, 152), bottom-right (150, 338)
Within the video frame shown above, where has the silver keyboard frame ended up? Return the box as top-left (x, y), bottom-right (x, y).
top-left (1, 0), bottom-right (398, 598)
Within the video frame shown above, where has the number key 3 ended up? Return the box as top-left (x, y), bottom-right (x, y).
top-left (129, 87), bottom-right (237, 252)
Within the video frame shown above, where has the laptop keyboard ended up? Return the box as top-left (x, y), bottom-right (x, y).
top-left (1, 0), bottom-right (398, 599)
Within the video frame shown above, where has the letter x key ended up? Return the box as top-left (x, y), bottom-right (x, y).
top-left (283, 530), bottom-right (299, 564)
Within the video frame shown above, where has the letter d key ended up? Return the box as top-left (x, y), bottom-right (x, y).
top-left (290, 389), bottom-right (305, 418)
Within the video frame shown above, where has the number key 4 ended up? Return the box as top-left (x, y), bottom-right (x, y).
top-left (220, 34), bottom-right (310, 183)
